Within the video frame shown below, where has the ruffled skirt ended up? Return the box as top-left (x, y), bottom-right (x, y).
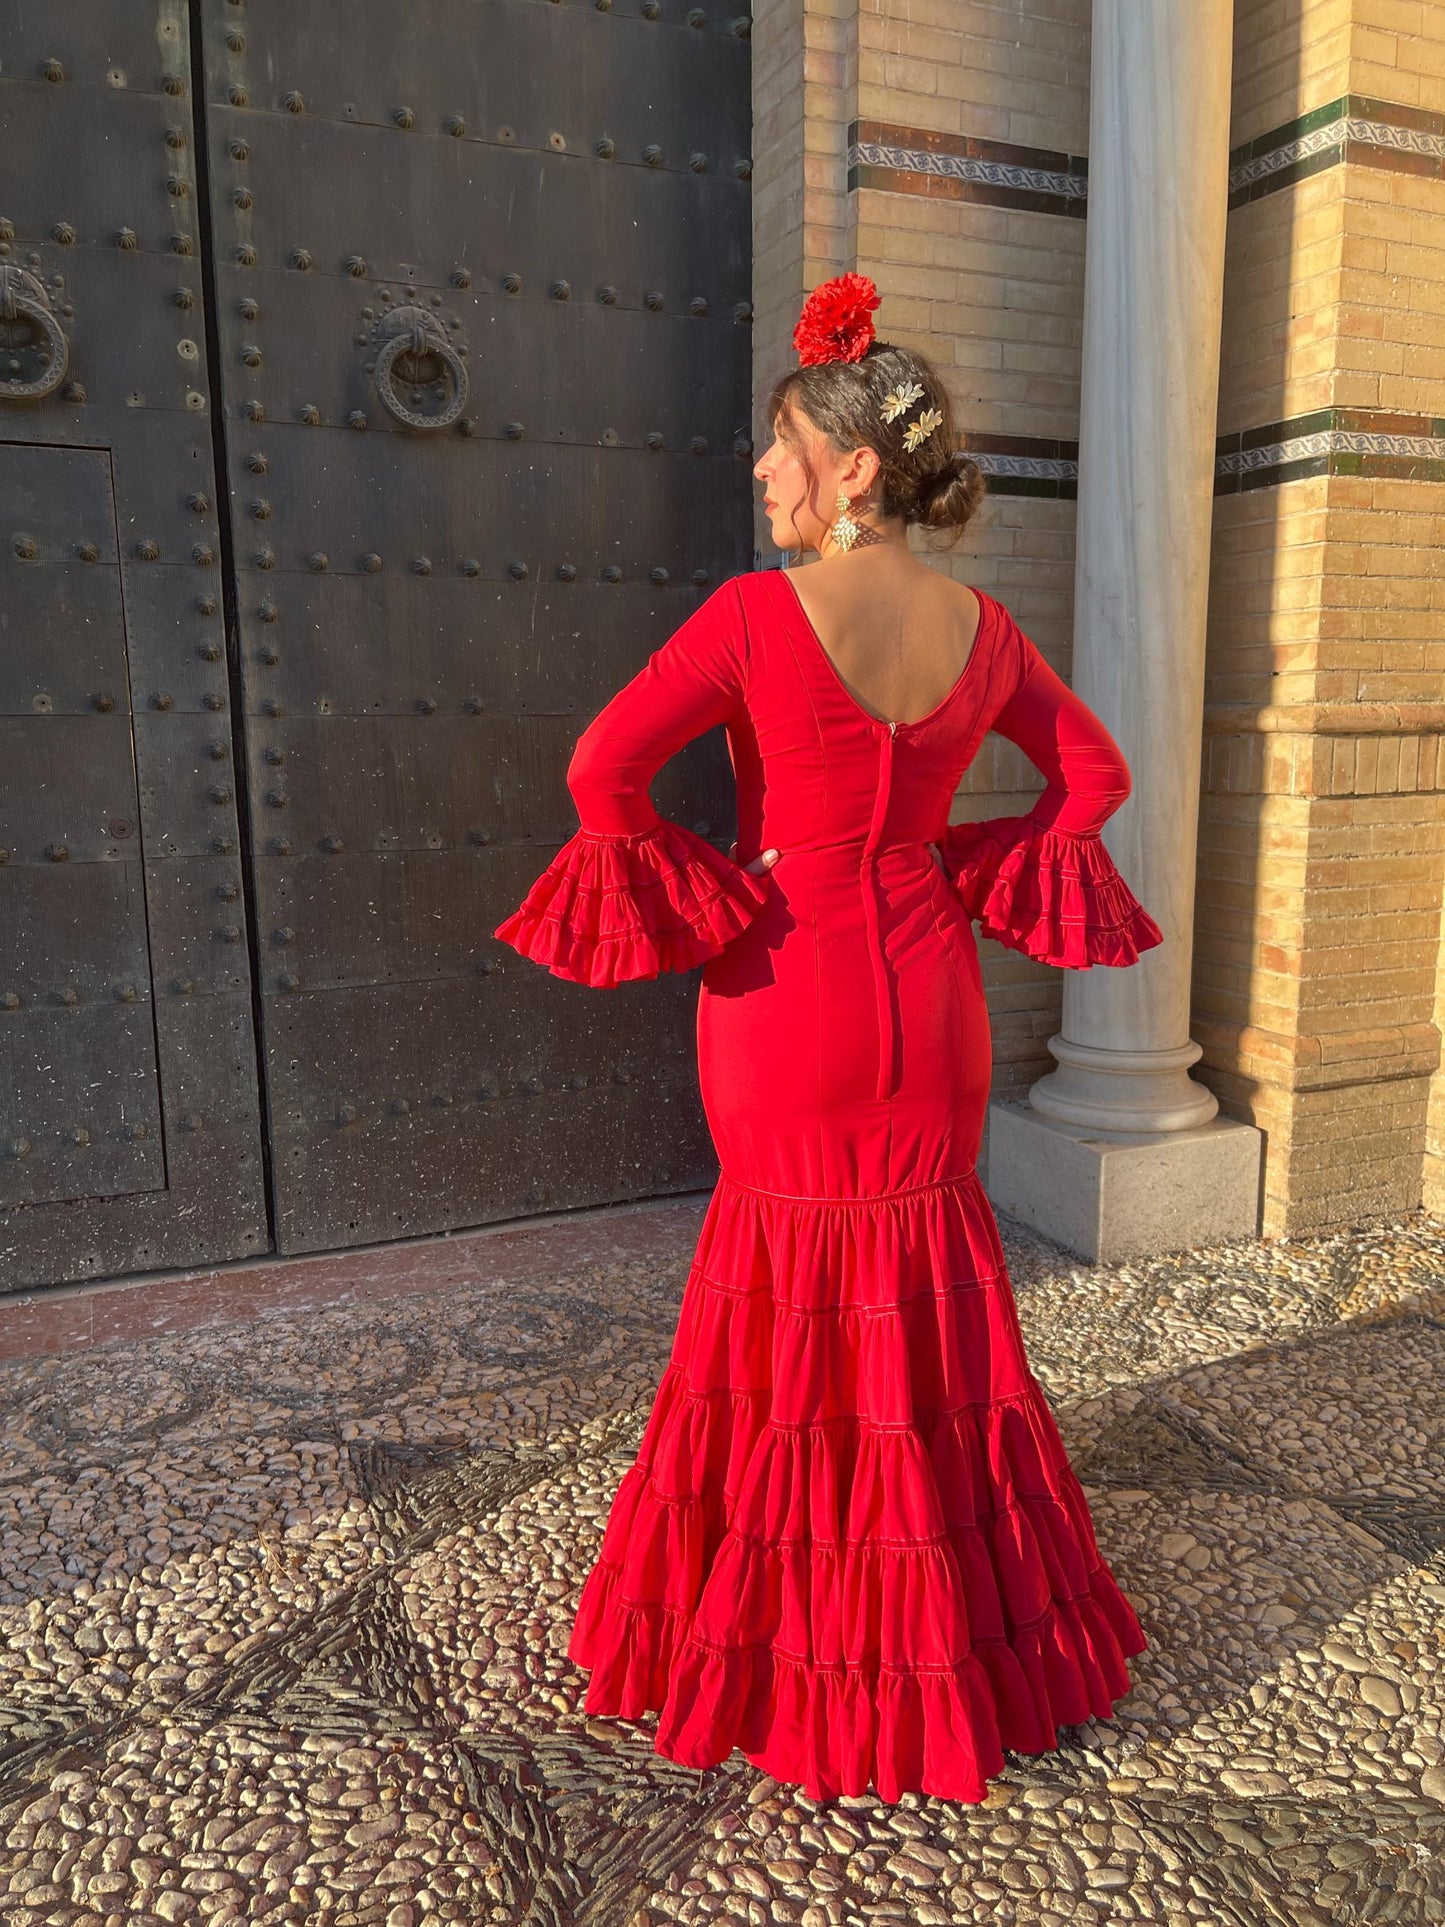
top-left (567, 1166), bottom-right (1147, 1804)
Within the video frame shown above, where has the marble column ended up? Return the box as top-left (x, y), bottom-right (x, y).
top-left (984, 0), bottom-right (1262, 1262)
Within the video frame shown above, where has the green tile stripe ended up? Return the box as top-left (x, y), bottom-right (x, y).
top-left (1215, 407), bottom-right (1445, 491)
top-left (1228, 95), bottom-right (1445, 205)
top-left (1228, 92), bottom-right (1445, 168)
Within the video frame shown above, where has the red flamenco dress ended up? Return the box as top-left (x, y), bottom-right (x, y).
top-left (493, 568), bottom-right (1163, 1803)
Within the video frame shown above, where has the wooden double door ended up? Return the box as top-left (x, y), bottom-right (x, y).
top-left (0, 0), bottom-right (753, 1289)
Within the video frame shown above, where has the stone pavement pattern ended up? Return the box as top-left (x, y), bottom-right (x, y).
top-left (1, 1204), bottom-right (1443, 1926)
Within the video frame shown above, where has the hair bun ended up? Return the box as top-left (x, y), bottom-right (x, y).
top-left (915, 451), bottom-right (986, 533)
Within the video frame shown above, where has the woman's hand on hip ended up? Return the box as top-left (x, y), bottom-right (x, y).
top-left (729, 841), bottom-right (781, 876)
top-left (729, 841), bottom-right (938, 879)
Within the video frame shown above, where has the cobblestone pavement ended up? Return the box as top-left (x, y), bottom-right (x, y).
top-left (1, 1201), bottom-right (1443, 1926)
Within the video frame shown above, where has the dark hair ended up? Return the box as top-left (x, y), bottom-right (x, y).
top-left (766, 340), bottom-right (987, 550)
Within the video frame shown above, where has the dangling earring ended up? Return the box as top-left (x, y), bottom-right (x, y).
top-left (830, 490), bottom-right (862, 554)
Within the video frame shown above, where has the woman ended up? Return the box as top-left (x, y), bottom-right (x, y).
top-left (493, 273), bottom-right (1163, 1804)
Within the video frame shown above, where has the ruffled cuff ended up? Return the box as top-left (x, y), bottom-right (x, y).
top-left (940, 812), bottom-right (1163, 969)
top-left (492, 818), bottom-right (770, 987)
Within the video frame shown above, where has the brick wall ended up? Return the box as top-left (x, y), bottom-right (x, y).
top-left (751, 0), bottom-right (1445, 1236)
top-left (1210, 0), bottom-right (1445, 1230)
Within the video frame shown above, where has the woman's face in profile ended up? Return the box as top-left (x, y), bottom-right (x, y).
top-left (755, 403), bottom-right (883, 558)
top-left (754, 405), bottom-right (836, 556)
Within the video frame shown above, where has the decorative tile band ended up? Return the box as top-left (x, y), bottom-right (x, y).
top-left (850, 139), bottom-right (1085, 197)
top-left (847, 119), bottom-right (1086, 218)
top-left (970, 450), bottom-right (1077, 481)
top-left (921, 410), bottom-right (1445, 497)
top-left (849, 96), bottom-right (1444, 215)
top-left (1228, 93), bottom-right (1445, 206)
top-left (1219, 428), bottom-right (1445, 474)
top-left (1215, 408), bottom-right (1445, 491)
top-left (960, 437), bottom-right (1079, 499)
top-left (1229, 114), bottom-right (1445, 195)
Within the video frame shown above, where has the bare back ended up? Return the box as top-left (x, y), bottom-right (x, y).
top-left (781, 557), bottom-right (983, 730)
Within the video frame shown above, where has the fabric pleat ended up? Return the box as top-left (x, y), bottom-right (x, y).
top-left (940, 813), bottom-right (1164, 970)
top-left (567, 1169), bottom-right (1148, 1804)
top-left (491, 819), bottom-right (770, 987)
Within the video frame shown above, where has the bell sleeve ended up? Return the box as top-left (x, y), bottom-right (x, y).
top-left (492, 578), bottom-right (770, 987)
top-left (940, 616), bottom-right (1164, 969)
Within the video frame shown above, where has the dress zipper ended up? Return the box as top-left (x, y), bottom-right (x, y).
top-left (863, 721), bottom-right (899, 1102)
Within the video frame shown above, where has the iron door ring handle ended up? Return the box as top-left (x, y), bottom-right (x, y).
top-left (371, 309), bottom-right (468, 431)
top-left (0, 268), bottom-right (69, 402)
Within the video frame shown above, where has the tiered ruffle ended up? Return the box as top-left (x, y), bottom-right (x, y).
top-left (492, 818), bottom-right (770, 987)
top-left (567, 1169), bottom-right (1148, 1804)
top-left (940, 812), bottom-right (1164, 970)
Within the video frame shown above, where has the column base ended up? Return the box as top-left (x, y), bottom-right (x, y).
top-left (981, 1096), bottom-right (1263, 1264)
top-left (1031, 1032), bottom-right (1220, 1133)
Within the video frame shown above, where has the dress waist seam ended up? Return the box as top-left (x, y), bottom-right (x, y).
top-left (762, 836), bottom-right (942, 859)
top-left (718, 1168), bottom-right (977, 1206)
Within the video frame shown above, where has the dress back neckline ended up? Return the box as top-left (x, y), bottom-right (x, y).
top-left (772, 568), bottom-right (992, 732)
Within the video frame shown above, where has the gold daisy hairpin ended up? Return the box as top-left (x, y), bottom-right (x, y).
top-left (879, 380), bottom-right (924, 423)
top-left (879, 380), bottom-right (945, 453)
top-left (902, 405), bottom-right (944, 453)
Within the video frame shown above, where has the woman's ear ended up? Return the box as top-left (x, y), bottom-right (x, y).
top-left (845, 443), bottom-right (882, 496)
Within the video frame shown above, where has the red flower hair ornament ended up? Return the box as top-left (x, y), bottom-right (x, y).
top-left (792, 271), bottom-right (880, 366)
